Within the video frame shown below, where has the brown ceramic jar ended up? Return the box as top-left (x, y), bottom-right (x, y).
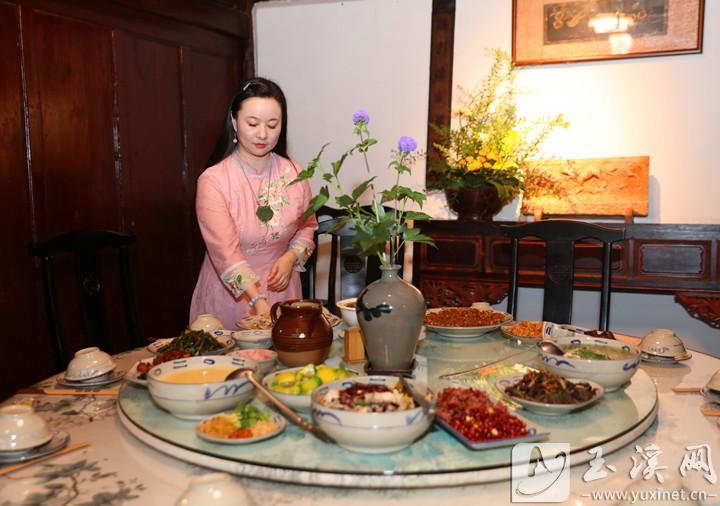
top-left (270, 299), bottom-right (333, 366)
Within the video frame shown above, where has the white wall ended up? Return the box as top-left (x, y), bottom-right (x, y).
top-left (254, 0), bottom-right (720, 355)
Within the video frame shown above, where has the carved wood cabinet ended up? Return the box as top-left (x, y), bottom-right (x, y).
top-left (412, 221), bottom-right (720, 329)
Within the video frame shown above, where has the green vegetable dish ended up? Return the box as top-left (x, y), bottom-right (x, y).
top-left (158, 329), bottom-right (222, 355)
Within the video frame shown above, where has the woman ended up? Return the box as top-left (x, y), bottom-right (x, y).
top-left (189, 78), bottom-right (317, 328)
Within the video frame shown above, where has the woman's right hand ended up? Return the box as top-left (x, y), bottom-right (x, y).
top-left (254, 298), bottom-right (271, 316)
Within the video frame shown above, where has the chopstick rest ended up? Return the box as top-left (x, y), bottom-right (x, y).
top-left (700, 408), bottom-right (720, 417)
top-left (672, 386), bottom-right (702, 393)
top-left (0, 441), bottom-right (90, 476)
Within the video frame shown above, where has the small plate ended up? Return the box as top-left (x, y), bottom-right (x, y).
top-left (56, 369), bottom-right (125, 388)
top-left (500, 321), bottom-right (544, 343)
top-left (424, 308), bottom-right (511, 339)
top-left (146, 335), bottom-right (235, 355)
top-left (495, 374), bottom-right (604, 416)
top-left (640, 351), bottom-right (692, 364)
top-left (435, 416), bottom-right (549, 450)
top-left (196, 409), bottom-right (286, 444)
top-left (124, 359), bottom-right (155, 387)
top-left (236, 314), bottom-right (273, 330)
top-left (0, 431), bottom-right (70, 464)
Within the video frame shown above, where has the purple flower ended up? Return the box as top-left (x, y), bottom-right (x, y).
top-left (352, 110), bottom-right (370, 125)
top-left (397, 136), bottom-right (417, 153)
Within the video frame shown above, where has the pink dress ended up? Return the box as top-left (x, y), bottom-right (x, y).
top-left (189, 153), bottom-right (317, 329)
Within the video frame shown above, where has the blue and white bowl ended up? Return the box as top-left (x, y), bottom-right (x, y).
top-left (539, 336), bottom-right (640, 392)
top-left (146, 356), bottom-right (259, 420)
top-left (231, 329), bottom-right (273, 349)
top-left (311, 375), bottom-right (433, 453)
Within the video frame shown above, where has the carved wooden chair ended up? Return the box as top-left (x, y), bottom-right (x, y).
top-left (28, 230), bottom-right (141, 371)
top-left (500, 220), bottom-right (625, 331)
top-left (301, 205), bottom-right (403, 315)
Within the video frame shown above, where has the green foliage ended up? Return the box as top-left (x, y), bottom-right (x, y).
top-left (290, 117), bottom-right (435, 267)
top-left (429, 49), bottom-right (568, 204)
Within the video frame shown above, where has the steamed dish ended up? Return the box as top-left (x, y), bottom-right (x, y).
top-left (563, 343), bottom-right (636, 360)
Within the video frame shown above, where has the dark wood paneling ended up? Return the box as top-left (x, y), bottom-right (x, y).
top-left (637, 242), bottom-right (709, 278)
top-left (24, 10), bottom-right (119, 236)
top-left (0, 2), bottom-right (55, 393)
top-left (116, 31), bottom-right (191, 337)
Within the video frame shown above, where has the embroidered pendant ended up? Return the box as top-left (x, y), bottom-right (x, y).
top-left (256, 205), bottom-right (274, 223)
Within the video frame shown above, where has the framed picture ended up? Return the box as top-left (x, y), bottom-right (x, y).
top-left (512, 0), bottom-right (704, 65)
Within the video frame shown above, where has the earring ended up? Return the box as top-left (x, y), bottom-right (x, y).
top-left (232, 136), bottom-right (238, 144)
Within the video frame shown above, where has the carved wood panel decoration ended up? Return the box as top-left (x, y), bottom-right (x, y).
top-left (421, 278), bottom-right (508, 308)
top-left (636, 242), bottom-right (708, 278)
top-left (675, 293), bottom-right (720, 329)
top-left (521, 156), bottom-right (649, 219)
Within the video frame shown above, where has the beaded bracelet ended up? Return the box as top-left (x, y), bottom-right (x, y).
top-left (248, 294), bottom-right (267, 309)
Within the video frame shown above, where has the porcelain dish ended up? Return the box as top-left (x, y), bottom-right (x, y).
top-left (640, 351), bottom-right (692, 364)
top-left (495, 374), bottom-right (605, 416)
top-left (261, 364), bottom-right (356, 411)
top-left (57, 369), bottom-right (126, 388)
top-left (189, 313), bottom-right (224, 332)
top-left (311, 375), bottom-right (434, 454)
top-left (500, 321), bottom-right (544, 343)
top-left (125, 359), bottom-right (155, 386)
top-left (335, 298), bottom-right (358, 327)
top-left (0, 431), bottom-right (70, 464)
top-left (0, 405), bottom-right (52, 452)
top-left (226, 348), bottom-right (277, 374)
top-left (146, 335), bottom-right (235, 355)
top-left (146, 356), bottom-right (259, 420)
top-left (639, 328), bottom-right (688, 358)
top-left (65, 347), bottom-right (116, 381)
top-left (195, 409), bottom-right (286, 445)
top-left (538, 336), bottom-right (641, 392)
top-left (175, 473), bottom-right (253, 506)
top-left (231, 329), bottom-right (272, 349)
top-left (435, 416), bottom-right (549, 450)
top-left (424, 308), bottom-right (512, 338)
top-left (705, 370), bottom-right (720, 393)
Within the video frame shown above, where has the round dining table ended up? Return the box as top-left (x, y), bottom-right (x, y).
top-left (1, 329), bottom-right (719, 506)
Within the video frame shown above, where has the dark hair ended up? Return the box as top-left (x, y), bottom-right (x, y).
top-left (207, 77), bottom-right (288, 167)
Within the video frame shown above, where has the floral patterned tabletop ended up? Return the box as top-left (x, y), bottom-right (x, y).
top-left (1, 335), bottom-right (719, 505)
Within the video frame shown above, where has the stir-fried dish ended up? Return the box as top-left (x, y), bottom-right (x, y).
top-left (317, 382), bottom-right (415, 412)
top-left (504, 370), bottom-right (596, 404)
top-left (158, 329), bottom-right (223, 355)
top-left (424, 308), bottom-right (507, 327)
top-left (503, 321), bottom-right (544, 338)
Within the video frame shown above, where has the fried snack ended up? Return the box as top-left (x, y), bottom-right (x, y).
top-left (424, 308), bottom-right (507, 327)
top-left (504, 321), bottom-right (544, 338)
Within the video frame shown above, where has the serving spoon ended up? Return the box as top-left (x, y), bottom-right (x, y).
top-left (536, 340), bottom-right (566, 356)
top-left (224, 368), bottom-right (336, 443)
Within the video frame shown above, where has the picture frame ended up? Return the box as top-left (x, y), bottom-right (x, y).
top-left (512, 0), bottom-right (704, 66)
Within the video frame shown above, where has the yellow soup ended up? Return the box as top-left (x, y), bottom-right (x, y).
top-left (160, 367), bottom-right (236, 384)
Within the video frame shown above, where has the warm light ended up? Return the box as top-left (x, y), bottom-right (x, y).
top-left (609, 33), bottom-right (633, 54)
top-left (588, 12), bottom-right (634, 34)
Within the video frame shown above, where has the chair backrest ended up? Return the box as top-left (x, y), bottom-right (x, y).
top-left (500, 219), bottom-right (625, 331)
top-left (28, 230), bottom-right (141, 371)
top-left (301, 206), bottom-right (403, 314)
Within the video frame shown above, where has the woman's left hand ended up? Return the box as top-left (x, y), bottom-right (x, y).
top-left (267, 251), bottom-right (296, 292)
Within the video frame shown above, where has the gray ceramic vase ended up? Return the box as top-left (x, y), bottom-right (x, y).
top-left (356, 265), bottom-right (425, 371)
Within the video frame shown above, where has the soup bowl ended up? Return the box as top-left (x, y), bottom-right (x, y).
top-left (0, 405), bottom-right (52, 452)
top-left (639, 328), bottom-right (687, 358)
top-left (65, 347), bottom-right (116, 381)
top-left (539, 336), bottom-right (640, 392)
top-left (311, 375), bottom-right (433, 453)
top-left (146, 356), bottom-right (259, 420)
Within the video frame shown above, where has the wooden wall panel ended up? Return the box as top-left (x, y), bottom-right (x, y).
top-left (24, 10), bottom-right (119, 236)
top-left (116, 32), bottom-right (192, 337)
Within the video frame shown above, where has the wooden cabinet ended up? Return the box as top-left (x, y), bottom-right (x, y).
top-left (412, 221), bottom-right (720, 328)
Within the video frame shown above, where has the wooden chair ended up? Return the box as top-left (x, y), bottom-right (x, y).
top-left (500, 220), bottom-right (625, 331)
top-left (301, 206), bottom-right (403, 315)
top-left (28, 230), bottom-right (141, 371)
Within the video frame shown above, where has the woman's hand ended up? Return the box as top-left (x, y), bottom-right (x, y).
top-left (267, 251), bottom-right (296, 292)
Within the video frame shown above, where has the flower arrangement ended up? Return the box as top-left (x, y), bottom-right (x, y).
top-left (291, 110), bottom-right (435, 268)
top-left (428, 49), bottom-right (568, 205)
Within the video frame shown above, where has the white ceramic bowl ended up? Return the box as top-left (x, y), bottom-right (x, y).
top-left (706, 369), bottom-right (720, 393)
top-left (539, 336), bottom-right (641, 392)
top-left (335, 298), bottom-right (358, 327)
top-left (311, 375), bottom-right (433, 453)
top-left (65, 347), bottom-right (115, 381)
top-left (231, 329), bottom-right (272, 349)
top-left (0, 405), bottom-right (52, 452)
top-left (227, 348), bottom-right (277, 374)
top-left (175, 473), bottom-right (253, 506)
top-left (639, 328), bottom-right (687, 358)
top-left (189, 313), bottom-right (224, 332)
top-left (146, 356), bottom-right (259, 420)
